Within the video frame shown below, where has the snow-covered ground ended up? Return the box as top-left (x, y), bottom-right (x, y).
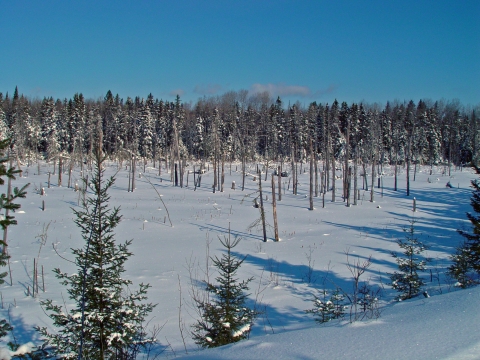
top-left (1, 160), bottom-right (478, 359)
top-left (176, 286), bottom-right (480, 360)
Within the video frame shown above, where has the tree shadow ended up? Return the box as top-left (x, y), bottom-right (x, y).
top-left (188, 222), bottom-right (265, 242)
top-left (1, 307), bottom-right (41, 346)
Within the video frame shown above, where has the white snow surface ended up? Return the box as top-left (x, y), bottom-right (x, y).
top-left (177, 287), bottom-right (480, 359)
top-left (1, 161), bottom-right (479, 359)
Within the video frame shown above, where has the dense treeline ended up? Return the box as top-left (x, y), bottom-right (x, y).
top-left (0, 87), bottom-right (478, 178)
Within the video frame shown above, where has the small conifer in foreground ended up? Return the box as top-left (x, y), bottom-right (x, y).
top-left (192, 234), bottom-right (257, 348)
top-left (306, 288), bottom-right (347, 324)
top-left (37, 145), bottom-right (155, 359)
top-left (389, 219), bottom-right (430, 300)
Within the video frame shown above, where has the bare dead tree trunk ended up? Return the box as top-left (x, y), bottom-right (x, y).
top-left (321, 161), bottom-right (325, 194)
top-left (346, 166), bottom-right (352, 207)
top-left (394, 147), bottom-right (398, 191)
top-left (241, 156), bottom-right (246, 191)
top-left (309, 140), bottom-right (314, 210)
top-left (326, 143), bottom-right (330, 192)
top-left (353, 151), bottom-right (358, 206)
top-left (271, 174), bottom-right (279, 241)
top-left (370, 156), bottom-right (375, 202)
top-left (406, 156), bottom-right (410, 196)
top-left (314, 155), bottom-right (319, 197)
top-left (407, 137), bottom-right (411, 196)
top-left (58, 157), bottom-right (62, 187)
top-left (213, 156), bottom-right (217, 193)
top-left (217, 157), bottom-right (221, 191)
top-left (221, 155), bottom-right (225, 192)
top-left (277, 165), bottom-right (282, 201)
top-left (362, 163), bottom-right (368, 190)
top-left (68, 159), bottom-right (73, 188)
top-left (344, 117), bottom-right (350, 200)
top-left (128, 159), bottom-right (131, 192)
top-left (193, 165), bottom-right (197, 191)
top-left (294, 160), bottom-right (298, 195)
top-left (331, 154), bottom-right (335, 202)
top-left (291, 146), bottom-right (296, 195)
top-left (175, 163), bottom-right (178, 186)
top-left (258, 169), bottom-right (267, 242)
top-left (132, 155), bottom-right (136, 192)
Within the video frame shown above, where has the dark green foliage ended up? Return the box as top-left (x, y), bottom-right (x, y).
top-left (447, 241), bottom-right (476, 288)
top-left (0, 249), bottom-right (11, 339)
top-left (306, 288), bottom-right (347, 324)
top-left (0, 310), bottom-right (12, 339)
top-left (192, 235), bottom-right (257, 348)
top-left (357, 282), bottom-right (380, 316)
top-left (0, 138), bottom-right (28, 340)
top-left (37, 149), bottom-right (155, 359)
top-left (449, 165), bottom-right (480, 287)
top-left (389, 220), bottom-right (430, 300)
top-left (0, 139), bottom-right (29, 234)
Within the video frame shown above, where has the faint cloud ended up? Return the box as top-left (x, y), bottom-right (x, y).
top-left (30, 87), bottom-right (44, 96)
top-left (313, 84), bottom-right (337, 98)
top-left (193, 83), bottom-right (223, 95)
top-left (249, 83), bottom-right (312, 98)
top-left (28, 87), bottom-right (56, 99)
top-left (169, 89), bottom-right (185, 97)
top-left (249, 83), bottom-right (338, 99)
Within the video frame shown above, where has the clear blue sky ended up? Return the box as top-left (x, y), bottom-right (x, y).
top-left (1, 0), bottom-right (478, 106)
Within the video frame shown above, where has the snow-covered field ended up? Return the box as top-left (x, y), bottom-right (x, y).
top-left (2, 160), bottom-right (479, 359)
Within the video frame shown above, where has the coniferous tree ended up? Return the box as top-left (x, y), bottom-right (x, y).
top-left (306, 288), bottom-right (347, 324)
top-left (192, 234), bottom-right (257, 348)
top-left (37, 143), bottom-right (155, 359)
top-left (447, 241), bottom-right (476, 288)
top-left (426, 105), bottom-right (441, 170)
top-left (0, 107), bottom-right (9, 141)
top-left (0, 138), bottom-right (28, 338)
top-left (138, 99), bottom-right (154, 160)
top-left (389, 220), bottom-right (430, 300)
top-left (39, 97), bottom-right (59, 159)
top-left (103, 90), bottom-right (119, 155)
top-left (449, 165), bottom-right (480, 287)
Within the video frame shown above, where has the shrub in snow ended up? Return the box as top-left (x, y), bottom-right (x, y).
top-left (449, 165), bottom-right (480, 287)
top-left (191, 234), bottom-right (258, 348)
top-left (388, 219), bottom-right (430, 300)
top-left (306, 288), bottom-right (347, 324)
top-left (36, 147), bottom-right (156, 359)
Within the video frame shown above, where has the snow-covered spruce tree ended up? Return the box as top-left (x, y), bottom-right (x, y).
top-left (389, 219), bottom-right (430, 300)
top-left (37, 144), bottom-right (155, 359)
top-left (306, 288), bottom-right (347, 324)
top-left (0, 138), bottom-right (29, 338)
top-left (447, 241), bottom-right (476, 288)
top-left (448, 165), bottom-right (480, 287)
top-left (191, 234), bottom-right (257, 348)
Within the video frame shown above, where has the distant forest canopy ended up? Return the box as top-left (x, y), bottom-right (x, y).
top-left (0, 87), bottom-right (478, 168)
